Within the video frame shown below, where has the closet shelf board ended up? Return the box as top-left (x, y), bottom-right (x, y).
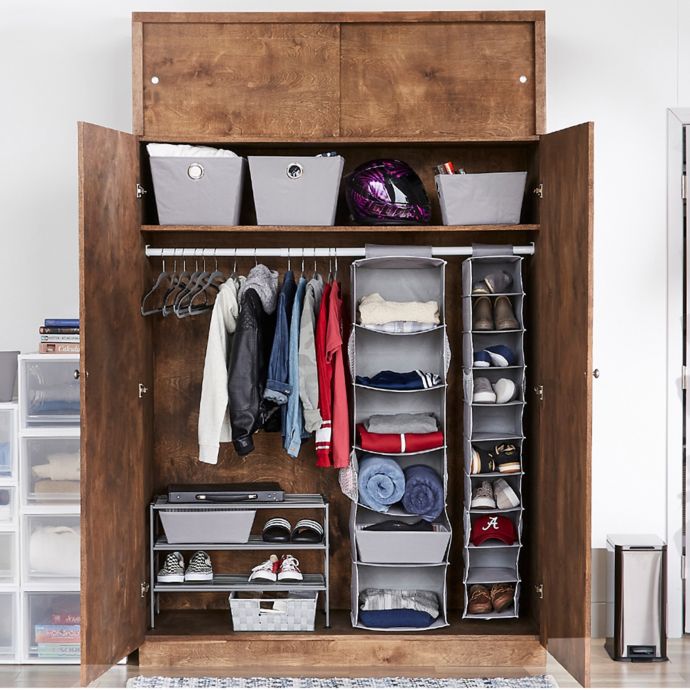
top-left (153, 573), bottom-right (326, 593)
top-left (154, 536), bottom-right (326, 551)
top-left (141, 224), bottom-right (540, 235)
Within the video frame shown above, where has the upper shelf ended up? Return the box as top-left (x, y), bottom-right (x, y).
top-left (141, 224), bottom-right (540, 235)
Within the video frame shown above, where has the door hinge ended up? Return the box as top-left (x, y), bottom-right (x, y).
top-left (682, 174), bottom-right (687, 200)
top-left (535, 583), bottom-right (544, 599)
top-left (138, 383), bottom-right (148, 398)
top-left (683, 366), bottom-right (688, 391)
top-left (136, 183), bottom-right (147, 199)
top-left (534, 384), bottom-right (544, 401)
top-left (533, 183), bottom-right (544, 199)
top-left (141, 582), bottom-right (150, 598)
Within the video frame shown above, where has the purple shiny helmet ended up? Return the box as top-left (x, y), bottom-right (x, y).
top-left (345, 159), bottom-right (431, 225)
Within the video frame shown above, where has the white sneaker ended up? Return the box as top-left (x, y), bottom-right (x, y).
top-left (494, 378), bottom-right (517, 404)
top-left (473, 377), bottom-right (497, 403)
top-left (185, 551), bottom-right (213, 582)
top-left (470, 481), bottom-right (496, 509)
top-left (278, 554), bottom-right (303, 582)
top-left (158, 551), bottom-right (184, 583)
top-left (494, 478), bottom-right (520, 509)
top-left (248, 555), bottom-right (278, 582)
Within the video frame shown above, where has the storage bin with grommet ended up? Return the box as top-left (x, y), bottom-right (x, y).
top-left (147, 143), bottom-right (246, 225)
top-left (248, 154), bottom-right (344, 225)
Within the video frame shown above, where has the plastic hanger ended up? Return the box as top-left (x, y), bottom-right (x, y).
top-left (184, 249), bottom-right (225, 317)
top-left (162, 251), bottom-right (191, 317)
top-left (177, 249), bottom-right (212, 316)
top-left (174, 249), bottom-right (208, 316)
top-left (141, 250), bottom-right (173, 316)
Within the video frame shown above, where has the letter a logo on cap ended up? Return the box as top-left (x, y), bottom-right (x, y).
top-left (470, 514), bottom-right (517, 546)
top-left (482, 516), bottom-right (499, 531)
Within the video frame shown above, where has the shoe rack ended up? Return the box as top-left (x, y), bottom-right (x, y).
top-left (461, 252), bottom-right (526, 619)
top-left (348, 253), bottom-right (451, 631)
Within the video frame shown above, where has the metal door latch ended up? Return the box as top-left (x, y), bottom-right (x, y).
top-left (533, 183), bottom-right (543, 198)
top-left (136, 184), bottom-right (147, 199)
top-left (534, 385), bottom-right (544, 401)
top-left (535, 583), bottom-right (544, 599)
top-left (138, 383), bottom-right (148, 398)
top-left (141, 582), bottom-right (150, 598)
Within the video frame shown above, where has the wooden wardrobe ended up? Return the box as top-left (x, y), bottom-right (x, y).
top-left (78, 11), bottom-right (593, 687)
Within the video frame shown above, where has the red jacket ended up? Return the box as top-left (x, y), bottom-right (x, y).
top-left (315, 282), bottom-right (332, 466)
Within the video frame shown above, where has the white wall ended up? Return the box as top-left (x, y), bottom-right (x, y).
top-left (1, 0), bottom-right (688, 617)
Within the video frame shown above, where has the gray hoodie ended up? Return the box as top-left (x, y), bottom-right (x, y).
top-left (239, 264), bottom-right (279, 314)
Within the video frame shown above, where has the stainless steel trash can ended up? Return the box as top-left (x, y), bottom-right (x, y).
top-left (605, 534), bottom-right (667, 661)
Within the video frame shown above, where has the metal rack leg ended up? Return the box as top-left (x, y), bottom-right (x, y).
top-left (150, 504), bottom-right (156, 629)
top-left (324, 502), bottom-right (330, 628)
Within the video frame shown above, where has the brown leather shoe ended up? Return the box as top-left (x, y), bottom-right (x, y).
top-left (490, 583), bottom-right (515, 612)
top-left (467, 584), bottom-right (493, 614)
top-left (472, 297), bottom-right (494, 330)
top-left (494, 296), bottom-right (519, 330)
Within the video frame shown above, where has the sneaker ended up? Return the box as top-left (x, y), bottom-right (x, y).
top-left (467, 584), bottom-right (493, 614)
top-left (498, 461), bottom-right (522, 474)
top-left (493, 443), bottom-right (521, 474)
top-left (473, 350), bottom-right (492, 368)
top-left (157, 551), bottom-right (184, 583)
top-left (490, 583), bottom-right (515, 612)
top-left (278, 554), bottom-right (303, 582)
top-left (248, 554), bottom-right (279, 582)
top-left (185, 551), bottom-right (213, 582)
top-left (472, 297), bottom-right (494, 330)
top-left (494, 378), bottom-right (517, 404)
top-left (494, 296), bottom-right (519, 330)
top-left (493, 478), bottom-right (520, 509)
top-left (471, 481), bottom-right (496, 509)
top-left (484, 345), bottom-right (517, 367)
top-left (472, 271), bottom-right (513, 295)
top-left (473, 377), bottom-right (496, 403)
top-left (470, 446), bottom-right (496, 474)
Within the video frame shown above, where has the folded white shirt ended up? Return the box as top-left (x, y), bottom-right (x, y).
top-left (147, 143), bottom-right (238, 158)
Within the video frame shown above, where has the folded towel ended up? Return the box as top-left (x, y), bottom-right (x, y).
top-left (359, 293), bottom-right (440, 326)
top-left (358, 609), bottom-right (435, 628)
top-left (357, 455), bottom-right (405, 513)
top-left (361, 321), bottom-right (437, 333)
top-left (357, 424), bottom-right (444, 454)
top-left (402, 464), bottom-right (445, 521)
top-left (365, 413), bottom-right (438, 434)
top-left (34, 480), bottom-right (80, 495)
top-left (360, 588), bottom-right (440, 617)
top-left (32, 453), bottom-right (80, 482)
top-left (356, 370), bottom-right (442, 391)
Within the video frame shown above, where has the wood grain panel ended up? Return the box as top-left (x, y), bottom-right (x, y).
top-left (341, 22), bottom-right (537, 138)
top-left (142, 23), bottom-right (339, 138)
top-left (533, 123), bottom-right (593, 687)
top-left (78, 123), bottom-right (153, 684)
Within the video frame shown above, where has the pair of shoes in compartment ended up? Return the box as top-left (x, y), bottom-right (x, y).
top-left (472, 271), bottom-right (513, 295)
top-left (467, 583), bottom-right (515, 615)
top-left (473, 345), bottom-right (516, 368)
top-left (473, 296), bottom-right (519, 331)
top-left (473, 377), bottom-right (517, 404)
top-left (470, 443), bottom-right (521, 475)
top-left (470, 479), bottom-right (520, 510)
top-left (249, 554), bottom-right (303, 583)
top-left (158, 551), bottom-right (213, 583)
top-left (262, 518), bottom-right (324, 544)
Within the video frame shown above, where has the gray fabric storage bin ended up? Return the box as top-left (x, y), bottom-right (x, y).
top-left (229, 591), bottom-right (317, 631)
top-left (159, 508), bottom-right (255, 544)
top-left (149, 155), bottom-right (246, 225)
top-left (249, 155), bottom-right (344, 225)
top-left (436, 172), bottom-right (527, 225)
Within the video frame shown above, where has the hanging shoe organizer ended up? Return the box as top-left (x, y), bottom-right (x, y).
top-left (348, 253), bottom-right (451, 631)
top-left (461, 251), bottom-right (526, 619)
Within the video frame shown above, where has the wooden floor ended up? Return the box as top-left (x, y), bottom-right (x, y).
top-left (3, 639), bottom-right (690, 688)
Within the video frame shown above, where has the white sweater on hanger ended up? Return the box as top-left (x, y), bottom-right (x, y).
top-left (198, 277), bottom-right (244, 464)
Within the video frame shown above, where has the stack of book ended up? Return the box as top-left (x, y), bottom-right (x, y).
top-left (35, 624), bottom-right (81, 658)
top-left (39, 319), bottom-right (80, 354)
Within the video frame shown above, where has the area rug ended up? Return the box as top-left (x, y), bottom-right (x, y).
top-left (126, 676), bottom-right (558, 688)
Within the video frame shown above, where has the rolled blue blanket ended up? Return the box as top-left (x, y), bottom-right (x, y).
top-left (358, 455), bottom-right (405, 513)
top-left (402, 464), bottom-right (445, 521)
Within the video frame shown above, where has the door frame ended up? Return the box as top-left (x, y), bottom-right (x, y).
top-left (667, 107), bottom-right (689, 637)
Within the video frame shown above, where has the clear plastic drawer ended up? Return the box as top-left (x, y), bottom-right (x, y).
top-left (0, 532), bottom-right (17, 584)
top-left (20, 357), bottom-right (80, 428)
top-left (22, 437), bottom-right (80, 504)
top-left (0, 407), bottom-right (17, 481)
top-left (0, 592), bottom-right (18, 662)
top-left (24, 592), bottom-right (80, 661)
top-left (0, 487), bottom-right (16, 526)
top-left (23, 514), bottom-right (80, 585)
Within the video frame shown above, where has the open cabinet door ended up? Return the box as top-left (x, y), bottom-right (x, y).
top-left (533, 123), bottom-right (593, 686)
top-left (78, 122), bottom-right (152, 685)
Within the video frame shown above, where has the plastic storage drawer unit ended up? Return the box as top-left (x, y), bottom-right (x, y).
top-left (24, 515), bottom-right (80, 584)
top-left (19, 357), bottom-right (80, 427)
top-left (0, 592), bottom-right (17, 662)
top-left (22, 436), bottom-right (80, 504)
top-left (24, 591), bottom-right (80, 661)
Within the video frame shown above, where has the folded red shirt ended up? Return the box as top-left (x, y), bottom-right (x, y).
top-left (357, 424), bottom-right (444, 453)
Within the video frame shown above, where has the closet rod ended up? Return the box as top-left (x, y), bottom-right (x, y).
top-left (145, 244), bottom-right (535, 258)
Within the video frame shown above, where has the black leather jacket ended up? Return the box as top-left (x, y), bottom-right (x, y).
top-left (228, 287), bottom-right (277, 455)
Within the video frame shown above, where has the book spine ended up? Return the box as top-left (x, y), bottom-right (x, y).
top-left (39, 327), bottom-right (80, 335)
top-left (40, 334), bottom-right (81, 343)
top-left (44, 319), bottom-right (80, 328)
top-left (36, 643), bottom-right (80, 658)
top-left (39, 343), bottom-right (80, 354)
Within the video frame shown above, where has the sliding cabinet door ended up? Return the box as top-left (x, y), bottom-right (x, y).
top-left (78, 123), bottom-right (153, 685)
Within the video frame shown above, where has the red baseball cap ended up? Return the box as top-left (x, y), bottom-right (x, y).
top-left (470, 515), bottom-right (517, 546)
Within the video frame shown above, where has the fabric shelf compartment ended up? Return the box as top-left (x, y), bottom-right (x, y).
top-left (462, 294), bottom-right (525, 333)
top-left (351, 563), bottom-right (449, 630)
top-left (463, 332), bottom-right (525, 369)
top-left (147, 144), bottom-right (246, 225)
top-left (159, 508), bottom-right (256, 545)
top-left (463, 582), bottom-right (522, 620)
top-left (248, 155), bottom-right (344, 225)
top-left (354, 388), bottom-right (444, 427)
top-left (22, 437), bottom-right (80, 505)
top-left (462, 369), bottom-right (526, 406)
top-left (464, 404), bottom-right (525, 441)
top-left (229, 591), bottom-right (318, 632)
top-left (0, 592), bottom-right (17, 662)
top-left (464, 474), bottom-right (522, 515)
top-left (461, 255), bottom-right (525, 298)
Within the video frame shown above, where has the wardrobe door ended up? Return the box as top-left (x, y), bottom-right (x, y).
top-left (533, 122), bottom-right (593, 687)
top-left (78, 123), bottom-right (153, 685)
